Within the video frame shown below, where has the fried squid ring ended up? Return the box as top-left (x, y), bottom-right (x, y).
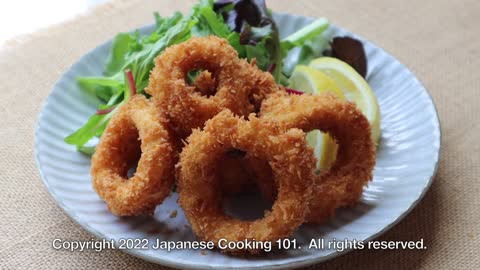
top-left (91, 95), bottom-right (175, 216)
top-left (259, 92), bottom-right (376, 223)
top-left (146, 36), bottom-right (278, 137)
top-left (177, 110), bottom-right (315, 254)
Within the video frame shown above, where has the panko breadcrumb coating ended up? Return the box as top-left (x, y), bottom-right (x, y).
top-left (146, 36), bottom-right (279, 137)
top-left (260, 92), bottom-right (376, 223)
top-left (177, 110), bottom-right (316, 254)
top-left (90, 35), bottom-right (376, 255)
top-left (91, 95), bottom-right (175, 216)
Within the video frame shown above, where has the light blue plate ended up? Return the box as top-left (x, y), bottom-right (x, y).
top-left (34, 12), bottom-right (441, 269)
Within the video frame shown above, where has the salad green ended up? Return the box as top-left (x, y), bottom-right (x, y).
top-left (65, 0), bottom-right (330, 154)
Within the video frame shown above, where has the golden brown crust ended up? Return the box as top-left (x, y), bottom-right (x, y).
top-left (88, 35), bottom-right (376, 257)
top-left (177, 110), bottom-right (315, 254)
top-left (259, 92), bottom-right (376, 223)
top-left (146, 36), bottom-right (279, 137)
top-left (91, 95), bottom-right (175, 216)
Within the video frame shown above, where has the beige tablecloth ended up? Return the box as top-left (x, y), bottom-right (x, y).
top-left (1, 0), bottom-right (479, 269)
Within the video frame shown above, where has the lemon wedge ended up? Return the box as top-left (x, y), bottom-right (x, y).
top-left (288, 65), bottom-right (345, 170)
top-left (288, 60), bottom-right (381, 171)
top-left (289, 65), bottom-right (346, 99)
top-left (309, 57), bottom-right (381, 143)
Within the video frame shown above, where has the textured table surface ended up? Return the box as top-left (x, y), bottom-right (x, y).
top-left (0, 0), bottom-right (478, 269)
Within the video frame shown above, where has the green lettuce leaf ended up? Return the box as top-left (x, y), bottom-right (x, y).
top-left (65, 0), bottom-right (331, 155)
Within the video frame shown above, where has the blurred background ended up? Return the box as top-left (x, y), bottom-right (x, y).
top-left (0, 0), bottom-right (108, 45)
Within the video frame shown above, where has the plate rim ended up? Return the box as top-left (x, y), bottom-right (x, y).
top-left (34, 11), bottom-right (442, 270)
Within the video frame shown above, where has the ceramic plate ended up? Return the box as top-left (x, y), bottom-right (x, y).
top-left (34, 12), bottom-right (441, 269)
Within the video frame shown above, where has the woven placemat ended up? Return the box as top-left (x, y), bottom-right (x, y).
top-left (0, 0), bottom-right (478, 269)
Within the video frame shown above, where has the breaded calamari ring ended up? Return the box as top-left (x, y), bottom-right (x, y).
top-left (146, 36), bottom-right (279, 137)
top-left (193, 71), bottom-right (256, 194)
top-left (91, 95), bottom-right (175, 216)
top-left (259, 92), bottom-right (376, 223)
top-left (177, 110), bottom-right (315, 254)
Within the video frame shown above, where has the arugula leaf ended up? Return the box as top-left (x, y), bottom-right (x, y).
top-left (66, 0), bottom-right (242, 152)
top-left (64, 108), bottom-right (118, 149)
top-left (76, 76), bottom-right (123, 101)
top-left (153, 12), bottom-right (183, 37)
top-left (77, 145), bottom-right (97, 156)
top-left (66, 14), bottom-right (195, 151)
top-left (65, 0), bottom-right (332, 154)
top-left (192, 0), bottom-right (244, 55)
top-left (104, 33), bottom-right (134, 76)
